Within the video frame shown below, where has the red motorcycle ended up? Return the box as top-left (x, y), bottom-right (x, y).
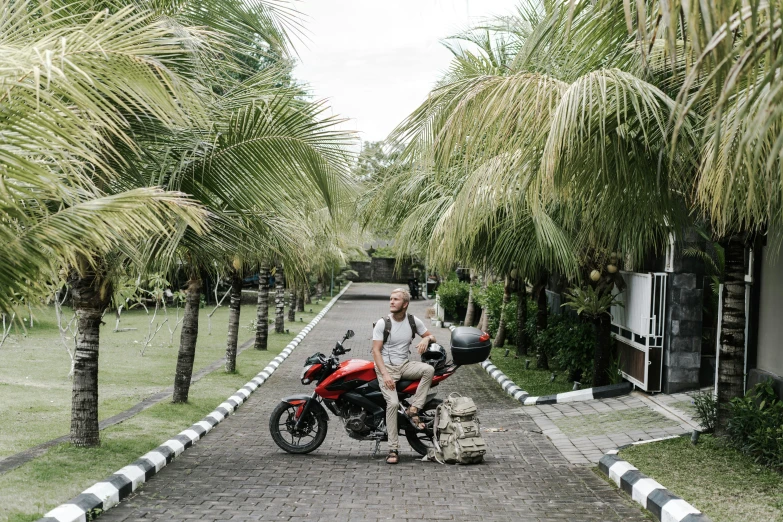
top-left (268, 327), bottom-right (491, 456)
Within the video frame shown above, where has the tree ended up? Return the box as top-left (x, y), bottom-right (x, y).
top-left (464, 271), bottom-right (478, 327)
top-left (255, 265), bottom-right (271, 350)
top-left (493, 276), bottom-right (511, 347)
top-left (274, 267), bottom-right (286, 333)
top-left (225, 266), bottom-right (244, 372)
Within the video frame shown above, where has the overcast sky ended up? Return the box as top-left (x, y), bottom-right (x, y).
top-left (291, 0), bottom-right (519, 143)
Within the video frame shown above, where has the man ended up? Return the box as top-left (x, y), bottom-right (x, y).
top-left (372, 288), bottom-right (436, 464)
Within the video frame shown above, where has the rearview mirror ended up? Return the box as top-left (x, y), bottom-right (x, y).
top-left (345, 330), bottom-right (355, 339)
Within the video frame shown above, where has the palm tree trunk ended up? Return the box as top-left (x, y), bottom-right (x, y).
top-left (173, 278), bottom-right (201, 403)
top-left (225, 271), bottom-right (242, 373)
top-left (516, 281), bottom-right (528, 357)
top-left (274, 268), bottom-right (285, 333)
top-left (316, 278), bottom-right (324, 300)
top-left (464, 270), bottom-right (477, 327)
top-left (477, 276), bottom-right (489, 331)
top-left (68, 267), bottom-right (112, 447)
top-left (297, 287), bottom-right (305, 312)
top-left (592, 314), bottom-right (612, 386)
top-left (478, 308), bottom-right (489, 332)
top-left (716, 235), bottom-right (747, 435)
top-left (535, 280), bottom-right (549, 369)
top-left (304, 285), bottom-right (311, 305)
top-left (287, 286), bottom-right (296, 322)
top-left (493, 275), bottom-right (511, 347)
top-left (255, 266), bottom-right (270, 350)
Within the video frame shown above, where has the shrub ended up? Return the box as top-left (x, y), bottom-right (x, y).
top-left (539, 314), bottom-right (594, 383)
top-left (726, 380), bottom-right (783, 470)
top-left (692, 390), bottom-right (718, 433)
top-left (436, 279), bottom-right (470, 321)
top-left (370, 246), bottom-right (396, 258)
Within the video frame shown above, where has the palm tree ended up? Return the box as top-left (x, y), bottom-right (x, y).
top-left (0, 1), bottom-right (209, 317)
top-left (1, 0), bottom-right (214, 446)
top-left (364, 0), bottom-right (702, 388)
top-left (493, 275), bottom-right (511, 347)
top-left (165, 92), bottom-right (356, 402)
top-left (255, 265), bottom-right (271, 350)
top-left (552, 0), bottom-right (782, 421)
top-left (274, 266), bottom-right (286, 333)
top-left (514, 274), bottom-right (529, 357)
top-left (287, 285), bottom-right (297, 322)
top-left (224, 266), bottom-right (244, 373)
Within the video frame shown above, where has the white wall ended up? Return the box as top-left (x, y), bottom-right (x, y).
top-left (757, 241), bottom-right (783, 377)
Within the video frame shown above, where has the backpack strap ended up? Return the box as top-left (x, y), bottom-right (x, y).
top-left (383, 316), bottom-right (392, 344)
top-left (378, 315), bottom-right (417, 344)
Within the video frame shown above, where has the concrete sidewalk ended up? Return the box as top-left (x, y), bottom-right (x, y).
top-left (98, 283), bottom-right (645, 522)
top-left (521, 386), bottom-right (700, 465)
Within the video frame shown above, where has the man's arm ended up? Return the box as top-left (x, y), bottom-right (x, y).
top-left (372, 340), bottom-right (395, 390)
top-left (416, 329), bottom-right (436, 354)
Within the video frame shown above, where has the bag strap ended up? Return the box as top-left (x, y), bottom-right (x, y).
top-left (380, 315), bottom-right (417, 344)
top-left (433, 404), bottom-right (441, 452)
top-left (383, 316), bottom-right (392, 344)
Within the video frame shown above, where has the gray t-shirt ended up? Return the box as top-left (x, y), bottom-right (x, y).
top-left (372, 314), bottom-right (428, 366)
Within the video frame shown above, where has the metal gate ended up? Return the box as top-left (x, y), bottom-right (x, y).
top-left (610, 272), bottom-right (668, 392)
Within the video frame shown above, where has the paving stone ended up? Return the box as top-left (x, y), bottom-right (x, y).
top-left (98, 283), bottom-right (644, 522)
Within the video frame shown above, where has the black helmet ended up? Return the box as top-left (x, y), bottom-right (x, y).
top-left (421, 343), bottom-right (447, 370)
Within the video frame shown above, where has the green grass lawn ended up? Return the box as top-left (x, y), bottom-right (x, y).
top-left (620, 434), bottom-right (783, 522)
top-left (0, 298), bottom-right (327, 521)
top-left (488, 346), bottom-right (572, 397)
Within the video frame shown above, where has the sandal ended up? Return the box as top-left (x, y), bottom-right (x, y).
top-left (406, 407), bottom-right (426, 430)
top-left (386, 449), bottom-right (399, 464)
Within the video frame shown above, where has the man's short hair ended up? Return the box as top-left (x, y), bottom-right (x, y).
top-left (391, 288), bottom-right (411, 303)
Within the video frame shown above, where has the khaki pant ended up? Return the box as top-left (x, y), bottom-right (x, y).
top-left (375, 360), bottom-right (434, 450)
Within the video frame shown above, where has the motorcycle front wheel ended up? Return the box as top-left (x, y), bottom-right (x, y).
top-left (269, 401), bottom-right (328, 454)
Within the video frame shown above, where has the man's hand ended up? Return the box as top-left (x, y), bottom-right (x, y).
top-left (416, 336), bottom-right (431, 354)
top-left (383, 372), bottom-right (395, 390)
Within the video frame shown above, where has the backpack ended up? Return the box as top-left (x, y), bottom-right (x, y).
top-left (374, 314), bottom-right (417, 344)
top-left (428, 393), bottom-right (486, 464)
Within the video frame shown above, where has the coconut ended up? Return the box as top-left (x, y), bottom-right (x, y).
top-left (607, 264), bottom-right (618, 274)
top-left (590, 269), bottom-right (601, 282)
top-left (232, 256), bottom-right (242, 271)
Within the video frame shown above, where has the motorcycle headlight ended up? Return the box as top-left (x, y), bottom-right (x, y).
top-left (300, 364), bottom-right (314, 385)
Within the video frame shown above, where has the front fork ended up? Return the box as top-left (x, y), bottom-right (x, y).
top-left (293, 391), bottom-right (320, 430)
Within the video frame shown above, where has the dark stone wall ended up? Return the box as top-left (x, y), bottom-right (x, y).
top-left (348, 258), bottom-right (414, 284)
top-left (662, 228), bottom-right (706, 393)
top-left (349, 261), bottom-right (373, 282)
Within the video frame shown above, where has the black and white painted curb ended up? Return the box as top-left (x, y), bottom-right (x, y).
top-left (38, 283), bottom-right (352, 522)
top-left (444, 325), bottom-right (632, 405)
top-left (599, 437), bottom-right (711, 522)
top-left (479, 359), bottom-right (633, 405)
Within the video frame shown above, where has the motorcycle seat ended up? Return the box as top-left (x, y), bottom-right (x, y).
top-left (397, 380), bottom-right (415, 391)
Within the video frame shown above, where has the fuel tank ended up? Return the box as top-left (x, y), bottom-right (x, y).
top-left (315, 359), bottom-right (377, 399)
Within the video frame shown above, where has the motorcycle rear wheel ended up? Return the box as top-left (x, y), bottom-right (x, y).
top-left (269, 401), bottom-right (328, 454)
top-left (404, 408), bottom-right (436, 456)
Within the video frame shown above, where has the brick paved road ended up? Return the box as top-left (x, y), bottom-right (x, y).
top-left (100, 283), bottom-right (645, 522)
